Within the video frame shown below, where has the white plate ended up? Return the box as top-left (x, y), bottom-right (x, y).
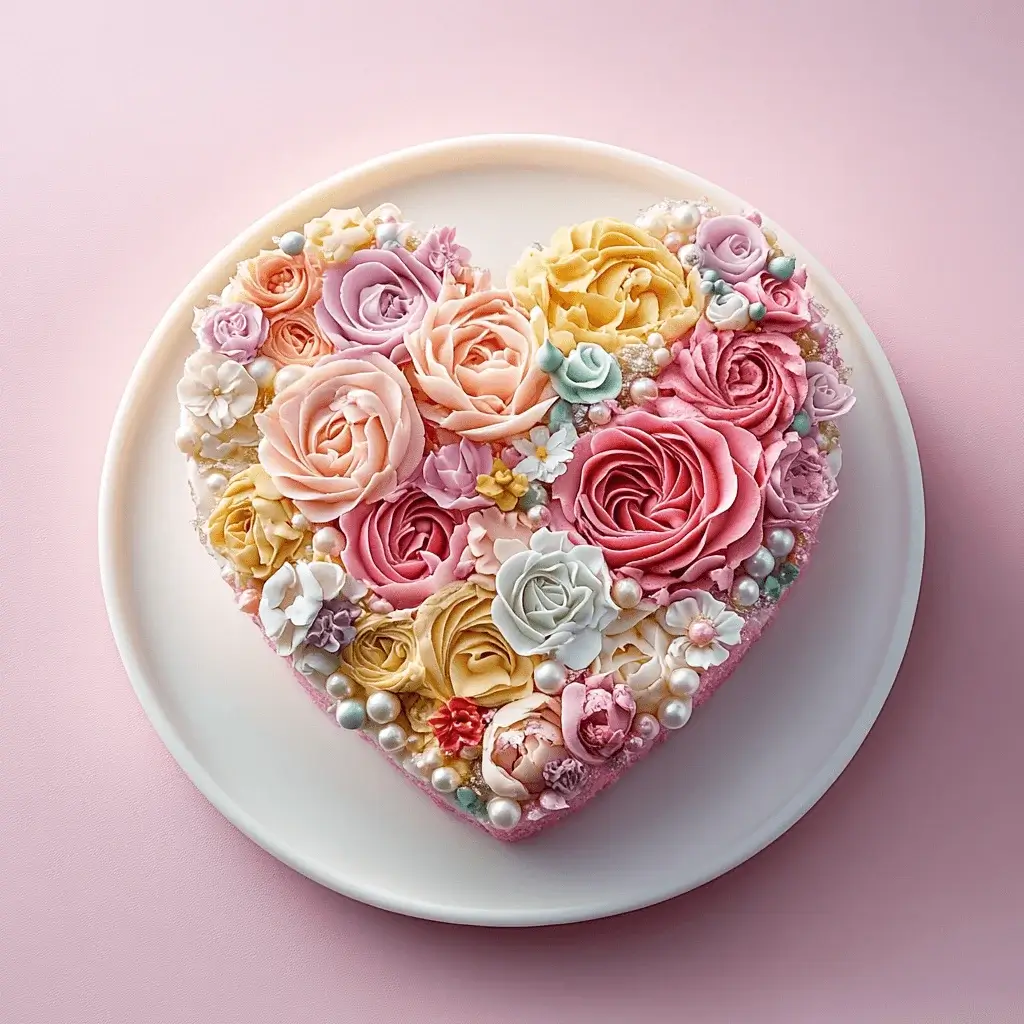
top-left (99, 136), bottom-right (924, 926)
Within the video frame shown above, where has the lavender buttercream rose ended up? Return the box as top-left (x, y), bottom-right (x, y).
top-left (416, 439), bottom-right (492, 511)
top-left (695, 214), bottom-right (769, 284)
top-left (193, 302), bottom-right (268, 364)
top-left (765, 435), bottom-right (838, 526)
top-left (802, 361), bottom-right (856, 423)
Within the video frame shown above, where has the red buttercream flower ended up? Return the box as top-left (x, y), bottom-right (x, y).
top-left (429, 696), bottom-right (485, 756)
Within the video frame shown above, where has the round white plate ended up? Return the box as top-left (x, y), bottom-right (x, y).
top-left (99, 136), bottom-right (924, 926)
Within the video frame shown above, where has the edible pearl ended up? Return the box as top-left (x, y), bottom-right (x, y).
top-left (274, 364), bottom-right (308, 393)
top-left (636, 209), bottom-right (669, 239)
top-left (377, 724), bottom-right (407, 752)
top-left (658, 697), bottom-right (692, 730)
top-left (668, 202), bottom-right (701, 232)
top-left (487, 797), bottom-right (523, 831)
top-left (668, 667), bottom-right (700, 698)
top-left (677, 243), bottom-right (703, 270)
top-left (291, 513), bottom-right (309, 531)
top-left (744, 545), bottom-right (776, 580)
top-left (653, 347), bottom-right (672, 369)
top-left (247, 356), bottom-right (277, 388)
top-left (325, 672), bottom-right (354, 699)
top-left (533, 660), bottom-right (567, 695)
top-left (748, 301), bottom-right (767, 322)
top-left (629, 377), bottom-right (658, 404)
top-left (279, 231), bottom-right (305, 256)
top-left (205, 472), bottom-right (228, 496)
top-left (633, 713), bottom-right (660, 741)
top-left (587, 402), bottom-right (612, 426)
top-left (768, 255), bottom-right (797, 281)
top-left (312, 526), bottom-right (343, 555)
top-left (765, 527), bottom-right (796, 558)
top-left (431, 767), bottom-right (461, 793)
top-left (646, 332), bottom-right (666, 349)
top-left (526, 505), bottom-right (551, 528)
top-left (662, 231), bottom-right (685, 253)
top-left (335, 699), bottom-right (366, 730)
top-left (419, 746), bottom-right (443, 771)
top-left (174, 424), bottom-right (199, 454)
top-left (365, 691), bottom-right (401, 724)
top-left (731, 576), bottom-right (761, 607)
top-left (611, 577), bottom-right (643, 610)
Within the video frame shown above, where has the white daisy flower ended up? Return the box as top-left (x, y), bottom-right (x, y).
top-left (511, 425), bottom-right (577, 483)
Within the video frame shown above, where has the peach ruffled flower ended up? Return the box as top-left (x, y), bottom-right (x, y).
top-left (261, 308), bottom-right (334, 367)
top-left (228, 250), bottom-right (323, 317)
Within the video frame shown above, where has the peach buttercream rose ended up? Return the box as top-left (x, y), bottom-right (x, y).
top-left (227, 250), bottom-right (323, 318)
top-left (404, 281), bottom-right (556, 443)
top-left (338, 612), bottom-right (426, 694)
top-left (509, 218), bottom-right (705, 354)
top-left (413, 582), bottom-right (536, 707)
top-left (261, 308), bottom-right (334, 367)
top-left (256, 353), bottom-right (425, 523)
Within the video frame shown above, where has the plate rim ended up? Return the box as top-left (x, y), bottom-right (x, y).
top-left (98, 133), bottom-right (926, 926)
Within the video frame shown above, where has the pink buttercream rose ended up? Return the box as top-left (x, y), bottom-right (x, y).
top-left (415, 438), bottom-right (492, 511)
top-left (656, 319), bottom-right (808, 442)
top-left (338, 485), bottom-right (472, 609)
top-left (695, 214), bottom-right (769, 284)
top-left (256, 353), bottom-right (424, 523)
top-left (404, 281), bottom-right (556, 442)
top-left (481, 693), bottom-right (567, 800)
top-left (560, 674), bottom-right (636, 765)
top-left (551, 410), bottom-right (772, 591)
top-left (802, 360), bottom-right (855, 423)
top-left (464, 507), bottom-right (532, 585)
top-left (734, 267), bottom-right (811, 332)
top-left (765, 434), bottom-right (838, 526)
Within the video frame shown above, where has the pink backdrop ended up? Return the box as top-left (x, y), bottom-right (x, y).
top-left (3, 0), bottom-right (1022, 1019)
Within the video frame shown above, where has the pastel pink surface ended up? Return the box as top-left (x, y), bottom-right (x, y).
top-left (2, 2), bottom-right (1022, 1022)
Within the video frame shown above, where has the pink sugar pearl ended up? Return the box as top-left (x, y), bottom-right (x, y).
top-left (687, 619), bottom-right (717, 646)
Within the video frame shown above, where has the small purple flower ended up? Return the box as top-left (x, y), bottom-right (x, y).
top-left (417, 439), bottom-right (492, 511)
top-left (304, 598), bottom-right (360, 653)
top-left (194, 302), bottom-right (268, 365)
top-left (542, 757), bottom-right (587, 796)
top-left (414, 226), bottom-right (471, 279)
top-left (802, 361), bottom-right (855, 424)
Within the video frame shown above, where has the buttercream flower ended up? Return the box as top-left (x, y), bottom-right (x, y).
top-left (542, 757), bottom-right (586, 796)
top-left (338, 486), bottom-right (472, 610)
top-left (414, 582), bottom-right (536, 706)
top-left (735, 268), bottom-right (811, 332)
top-left (491, 529), bottom-right (617, 670)
top-left (228, 250), bottom-right (322, 317)
top-left (551, 410), bottom-right (771, 590)
top-left (260, 308), bottom-right (334, 367)
top-left (594, 604), bottom-right (673, 710)
top-left (476, 459), bottom-right (529, 512)
top-left (177, 351), bottom-right (258, 434)
top-left (540, 341), bottom-right (623, 404)
top-left (660, 590), bottom-right (744, 670)
top-left (416, 439), bottom-right (492, 511)
top-left (802, 360), bottom-right (855, 423)
top-left (560, 674), bottom-right (636, 765)
top-left (765, 434), bottom-right (838, 526)
top-left (258, 559), bottom-right (356, 656)
top-left (695, 214), bottom-right (769, 284)
top-left (428, 696), bottom-right (485, 756)
top-left (339, 612), bottom-right (426, 693)
top-left (482, 693), bottom-right (567, 799)
top-left (206, 465), bottom-right (307, 581)
top-left (704, 290), bottom-right (751, 331)
top-left (510, 425), bottom-right (577, 483)
top-left (303, 206), bottom-right (378, 264)
top-left (406, 694), bottom-right (443, 736)
top-left (193, 302), bottom-right (268, 364)
top-left (464, 508), bottom-right (532, 583)
top-left (414, 226), bottom-right (471, 278)
top-left (509, 218), bottom-right (705, 353)
top-left (405, 281), bottom-right (555, 441)
top-left (314, 247), bottom-right (443, 362)
top-left (656, 319), bottom-right (808, 441)
top-left (304, 597), bottom-right (361, 653)
top-left (256, 353), bottom-right (424, 523)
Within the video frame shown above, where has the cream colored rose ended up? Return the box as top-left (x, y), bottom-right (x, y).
top-left (593, 604), bottom-right (673, 712)
top-left (303, 204), bottom-right (403, 263)
top-left (509, 218), bottom-right (705, 354)
top-left (206, 465), bottom-right (308, 581)
top-left (338, 613), bottom-right (427, 694)
top-left (414, 582), bottom-right (536, 707)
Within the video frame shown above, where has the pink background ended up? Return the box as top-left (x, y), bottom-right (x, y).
top-left (2, 0), bottom-right (1022, 1019)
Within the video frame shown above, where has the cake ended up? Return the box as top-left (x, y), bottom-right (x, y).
top-left (175, 199), bottom-right (854, 841)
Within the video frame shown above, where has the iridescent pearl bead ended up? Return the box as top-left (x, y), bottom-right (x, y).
top-left (431, 767), bottom-right (461, 793)
top-left (662, 231), bottom-right (685, 253)
top-left (587, 402), bottom-right (612, 426)
top-left (636, 209), bottom-right (669, 239)
top-left (365, 691), bottom-right (401, 724)
top-left (335, 699), bottom-right (365, 730)
top-left (646, 332), bottom-right (666, 349)
top-left (629, 377), bottom-right (658, 404)
top-left (247, 356), bottom-right (277, 388)
top-left (325, 672), bottom-right (354, 699)
top-left (312, 526), bottom-right (343, 555)
top-left (174, 424), bottom-right (199, 454)
top-left (744, 545), bottom-right (776, 579)
top-left (205, 472), bottom-right (228, 496)
top-left (653, 348), bottom-right (672, 369)
top-left (274, 364), bottom-right (308, 393)
top-left (748, 302), bottom-right (767, 322)
top-left (668, 667), bottom-right (700, 698)
top-left (667, 202), bottom-right (701, 232)
top-left (291, 513), bottom-right (309, 531)
top-left (487, 797), bottom-right (523, 831)
top-left (377, 724), bottom-right (407, 752)
top-left (525, 504), bottom-right (551, 528)
top-left (533, 660), bottom-right (567, 695)
top-left (765, 527), bottom-right (795, 558)
top-left (731, 576), bottom-right (761, 607)
top-left (611, 577), bottom-right (643, 610)
top-left (279, 231), bottom-right (306, 256)
top-left (657, 697), bottom-right (692, 730)
top-left (687, 620), bottom-right (717, 646)
top-left (632, 713), bottom-right (660, 741)
top-left (677, 243), bottom-right (703, 270)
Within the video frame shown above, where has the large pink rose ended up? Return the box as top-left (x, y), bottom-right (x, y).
top-left (656, 319), bottom-right (808, 441)
top-left (338, 485), bottom-right (472, 609)
top-left (765, 434), bottom-right (838, 526)
top-left (551, 410), bottom-right (771, 590)
top-left (560, 674), bottom-right (636, 765)
top-left (256, 353), bottom-right (424, 523)
top-left (404, 281), bottom-right (556, 442)
top-left (734, 267), bottom-right (811, 332)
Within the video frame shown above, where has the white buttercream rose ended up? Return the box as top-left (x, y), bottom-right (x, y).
top-left (594, 605), bottom-right (674, 711)
top-left (704, 290), bottom-right (751, 330)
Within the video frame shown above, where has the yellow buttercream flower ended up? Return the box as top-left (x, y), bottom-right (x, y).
top-left (338, 613), bottom-right (427, 694)
top-left (414, 582), bottom-right (537, 707)
top-left (302, 203), bottom-right (402, 264)
top-left (476, 459), bottom-right (529, 512)
top-left (509, 218), bottom-right (705, 354)
top-left (206, 465), bottom-right (308, 581)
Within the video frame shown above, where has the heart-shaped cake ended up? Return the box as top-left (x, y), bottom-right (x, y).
top-left (176, 199), bottom-right (854, 841)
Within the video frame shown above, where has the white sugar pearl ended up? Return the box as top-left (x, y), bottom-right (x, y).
top-left (633, 713), bottom-right (660, 741)
top-left (677, 243), bottom-right (703, 270)
top-left (205, 472), bottom-right (228, 497)
top-left (658, 697), bottom-right (692, 730)
top-left (744, 545), bottom-right (776, 580)
top-left (732, 576), bottom-right (761, 607)
top-left (274, 364), bottom-right (308, 393)
top-left (247, 356), bottom-right (277, 388)
top-left (587, 402), bottom-right (612, 426)
top-left (335, 699), bottom-right (365, 730)
top-left (366, 691), bottom-right (401, 724)
top-left (765, 527), bottom-right (795, 558)
top-left (377, 724), bottom-right (407, 752)
top-left (611, 578), bottom-right (643, 610)
top-left (636, 209), bottom-right (669, 239)
top-left (174, 424), bottom-right (199, 454)
top-left (653, 347), bottom-right (672, 369)
top-left (647, 332), bottom-right (666, 350)
top-left (487, 797), bottom-right (523, 831)
top-left (419, 747), bottom-right (443, 772)
top-left (667, 202), bottom-right (701, 232)
top-left (629, 377), bottom-right (658, 404)
top-left (431, 767), bottom-right (461, 793)
top-left (533, 660), bottom-right (567, 695)
top-left (291, 513), bottom-right (309, 531)
top-left (325, 672), bottom-right (354, 699)
top-left (312, 526), bottom-right (343, 555)
top-left (668, 667), bottom-right (700, 698)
